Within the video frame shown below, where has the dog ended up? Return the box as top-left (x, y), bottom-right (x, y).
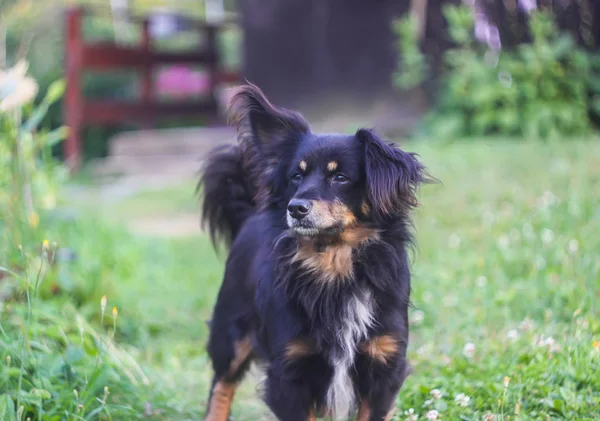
top-left (198, 84), bottom-right (432, 421)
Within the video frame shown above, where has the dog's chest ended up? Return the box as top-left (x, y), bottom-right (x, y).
top-left (322, 288), bottom-right (375, 421)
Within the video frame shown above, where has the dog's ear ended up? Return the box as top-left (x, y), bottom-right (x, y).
top-left (357, 128), bottom-right (430, 220)
top-left (226, 83), bottom-right (310, 207)
top-left (227, 83), bottom-right (309, 155)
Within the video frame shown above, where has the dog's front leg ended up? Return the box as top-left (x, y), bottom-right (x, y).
top-left (264, 360), bottom-right (317, 421)
top-left (355, 334), bottom-right (410, 421)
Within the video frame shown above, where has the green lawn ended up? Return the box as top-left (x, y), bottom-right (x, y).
top-left (4, 138), bottom-right (599, 420)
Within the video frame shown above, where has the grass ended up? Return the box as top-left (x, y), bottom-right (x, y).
top-left (2, 138), bottom-right (599, 420)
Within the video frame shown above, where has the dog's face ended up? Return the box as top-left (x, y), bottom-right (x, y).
top-left (228, 84), bottom-right (429, 237)
top-left (284, 135), bottom-right (365, 236)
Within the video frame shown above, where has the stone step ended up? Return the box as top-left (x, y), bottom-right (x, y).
top-left (109, 126), bottom-right (236, 157)
top-left (88, 154), bottom-right (206, 179)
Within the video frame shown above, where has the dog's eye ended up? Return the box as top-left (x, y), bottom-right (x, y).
top-left (333, 173), bottom-right (349, 183)
top-left (291, 173), bottom-right (303, 182)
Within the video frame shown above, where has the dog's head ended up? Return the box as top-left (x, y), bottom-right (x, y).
top-left (228, 84), bottom-right (431, 238)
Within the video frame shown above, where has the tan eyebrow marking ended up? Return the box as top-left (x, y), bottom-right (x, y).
top-left (299, 160), bottom-right (307, 171)
top-left (327, 161), bottom-right (338, 172)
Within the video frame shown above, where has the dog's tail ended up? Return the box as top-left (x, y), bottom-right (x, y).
top-left (198, 144), bottom-right (257, 248)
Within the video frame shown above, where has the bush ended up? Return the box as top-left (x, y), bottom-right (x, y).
top-left (394, 5), bottom-right (600, 140)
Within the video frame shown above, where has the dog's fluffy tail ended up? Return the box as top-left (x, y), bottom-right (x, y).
top-left (198, 144), bottom-right (257, 248)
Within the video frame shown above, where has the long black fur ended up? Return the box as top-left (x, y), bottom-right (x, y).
top-left (198, 83), bottom-right (433, 421)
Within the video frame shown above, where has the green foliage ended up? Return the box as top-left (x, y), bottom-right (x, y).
top-left (393, 5), bottom-right (600, 140)
top-left (392, 13), bottom-right (428, 90)
top-left (0, 249), bottom-right (161, 421)
top-left (0, 68), bottom-right (68, 267)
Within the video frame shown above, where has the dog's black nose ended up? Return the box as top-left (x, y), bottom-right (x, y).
top-left (287, 199), bottom-right (312, 219)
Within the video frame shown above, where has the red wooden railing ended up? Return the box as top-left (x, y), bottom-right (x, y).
top-left (63, 7), bottom-right (241, 170)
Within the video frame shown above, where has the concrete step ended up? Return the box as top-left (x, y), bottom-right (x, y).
top-left (109, 126), bottom-right (236, 157)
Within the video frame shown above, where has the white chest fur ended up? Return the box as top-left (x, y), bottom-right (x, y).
top-left (326, 289), bottom-right (374, 420)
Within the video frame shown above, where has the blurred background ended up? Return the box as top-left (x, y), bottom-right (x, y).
top-left (1, 1), bottom-right (599, 420)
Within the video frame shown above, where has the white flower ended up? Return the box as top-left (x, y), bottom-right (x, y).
top-left (475, 275), bottom-right (487, 288)
top-left (463, 342), bottom-right (476, 359)
top-left (483, 412), bottom-right (497, 421)
top-left (416, 345), bottom-right (429, 357)
top-left (443, 295), bottom-right (458, 308)
top-left (506, 329), bottom-right (519, 341)
top-left (497, 235), bottom-right (510, 249)
top-left (535, 335), bottom-right (561, 352)
top-left (482, 210), bottom-right (495, 226)
top-left (430, 389), bottom-right (443, 400)
top-left (426, 409), bottom-right (440, 420)
top-left (404, 408), bottom-right (418, 421)
top-left (0, 61), bottom-right (38, 112)
top-left (454, 393), bottom-right (470, 407)
top-left (568, 239), bottom-right (579, 254)
top-left (519, 317), bottom-right (534, 331)
top-left (538, 190), bottom-right (558, 208)
top-left (522, 222), bottom-right (534, 238)
top-left (423, 399), bottom-right (433, 407)
top-left (410, 310), bottom-right (425, 325)
top-left (541, 229), bottom-right (554, 244)
top-left (535, 256), bottom-right (546, 270)
top-left (448, 234), bottom-right (461, 249)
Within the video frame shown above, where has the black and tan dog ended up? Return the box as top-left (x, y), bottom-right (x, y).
top-left (198, 84), bottom-right (432, 421)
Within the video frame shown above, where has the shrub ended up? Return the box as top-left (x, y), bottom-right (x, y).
top-left (393, 5), bottom-right (600, 140)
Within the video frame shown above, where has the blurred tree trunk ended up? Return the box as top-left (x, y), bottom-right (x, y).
top-left (238, 0), bottom-right (411, 112)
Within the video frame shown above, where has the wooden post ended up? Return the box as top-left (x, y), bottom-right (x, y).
top-left (64, 7), bottom-right (84, 172)
top-left (141, 18), bottom-right (153, 129)
top-left (205, 24), bottom-right (220, 124)
top-left (411, 0), bottom-right (429, 41)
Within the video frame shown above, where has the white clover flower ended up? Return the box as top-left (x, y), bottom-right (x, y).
top-left (475, 275), bottom-right (487, 288)
top-left (483, 412), bottom-right (498, 421)
top-left (410, 310), bottom-right (425, 325)
top-left (404, 408), bottom-right (418, 421)
top-left (497, 235), bottom-right (510, 249)
top-left (568, 239), bottom-right (579, 254)
top-left (443, 295), bottom-right (458, 308)
top-left (539, 190), bottom-right (558, 208)
top-left (416, 345), bottom-right (429, 357)
top-left (454, 393), bottom-right (470, 407)
top-left (541, 229), bottom-right (554, 244)
top-left (519, 317), bottom-right (534, 331)
top-left (522, 222), bottom-right (534, 238)
top-left (0, 61), bottom-right (38, 112)
top-left (426, 409), bottom-right (440, 420)
top-left (482, 210), bottom-right (495, 226)
top-left (506, 329), bottom-right (519, 341)
top-left (448, 234), bottom-right (461, 249)
top-left (534, 335), bottom-right (560, 353)
top-left (535, 256), bottom-right (546, 270)
top-left (430, 389), bottom-right (443, 400)
top-left (463, 342), bottom-right (476, 359)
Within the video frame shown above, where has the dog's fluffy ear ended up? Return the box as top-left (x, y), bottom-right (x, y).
top-left (227, 83), bottom-right (309, 152)
top-left (357, 128), bottom-right (431, 220)
top-left (226, 83), bottom-right (310, 207)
